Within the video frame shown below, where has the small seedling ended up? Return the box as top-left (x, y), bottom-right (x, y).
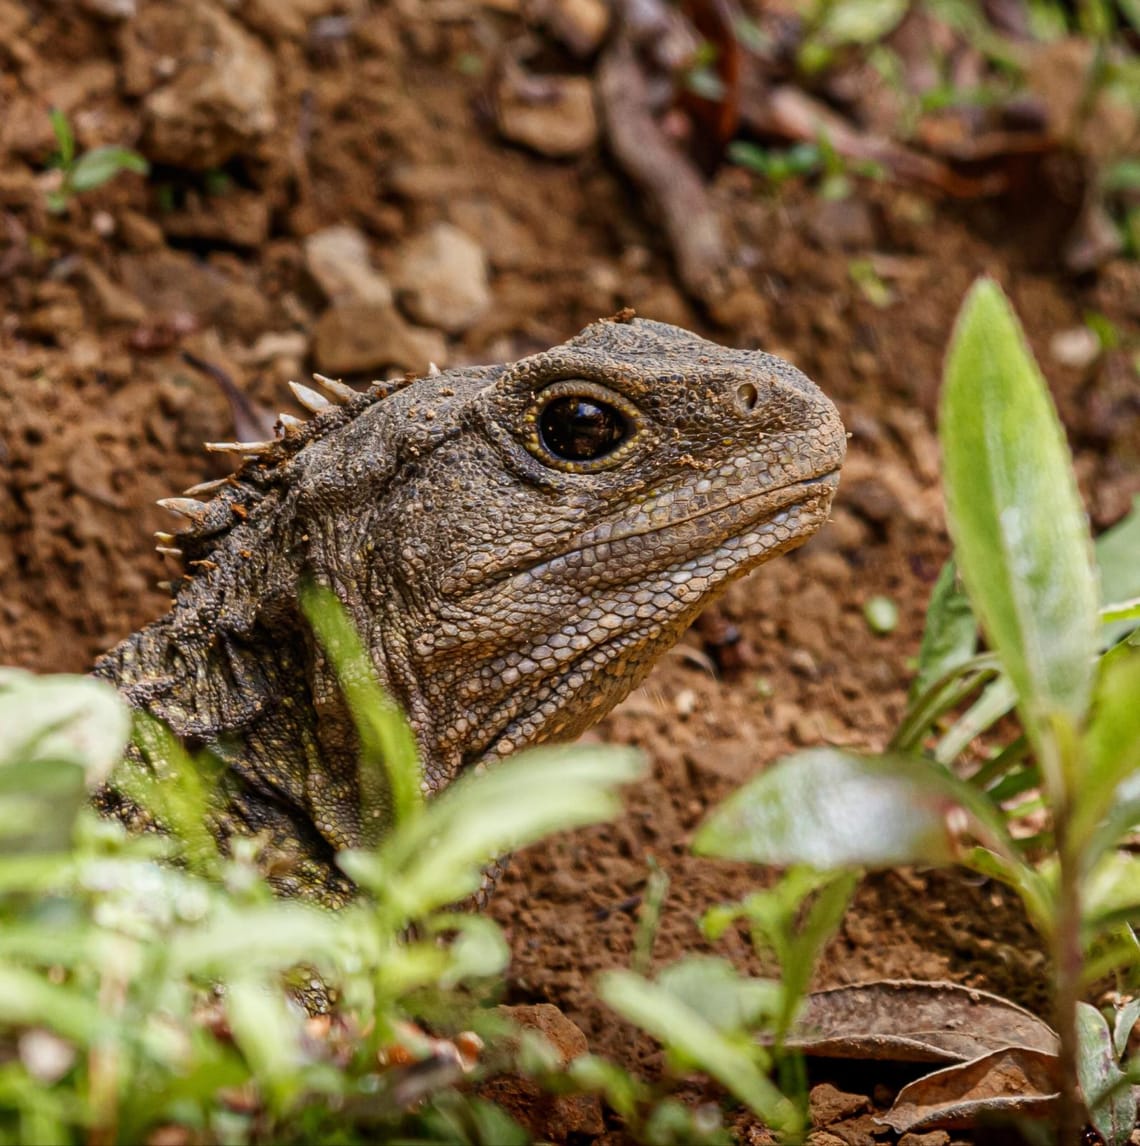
top-left (45, 108), bottom-right (149, 215)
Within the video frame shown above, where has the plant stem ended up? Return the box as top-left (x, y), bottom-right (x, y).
top-left (1054, 821), bottom-right (1086, 1145)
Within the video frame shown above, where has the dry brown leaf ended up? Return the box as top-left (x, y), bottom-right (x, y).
top-left (877, 1046), bottom-right (1059, 1132)
top-left (786, 980), bottom-right (1059, 1064)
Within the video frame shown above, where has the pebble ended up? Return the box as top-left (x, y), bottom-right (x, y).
top-left (304, 225), bottom-right (393, 308)
top-left (391, 222), bottom-right (490, 335)
top-left (1049, 325), bottom-right (1101, 370)
top-left (135, 4), bottom-right (277, 168)
top-left (809, 1082), bottom-right (870, 1126)
top-left (534, 0), bottom-right (610, 55)
top-left (496, 72), bottom-right (598, 158)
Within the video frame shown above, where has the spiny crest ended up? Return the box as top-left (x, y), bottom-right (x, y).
top-left (153, 370), bottom-right (419, 592)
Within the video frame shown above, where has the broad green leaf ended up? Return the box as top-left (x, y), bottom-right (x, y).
top-left (655, 956), bottom-right (780, 1033)
top-left (935, 675), bottom-right (1016, 764)
top-left (1071, 650), bottom-right (1140, 855)
top-left (427, 913), bottom-right (510, 985)
top-left (349, 745), bottom-right (643, 918)
top-left (1103, 598), bottom-right (1140, 626)
top-left (598, 969), bottom-right (798, 1132)
top-left (693, 747), bottom-right (1015, 869)
top-left (68, 147), bottom-right (149, 193)
top-left (1114, 998), bottom-right (1140, 1059)
top-left (1097, 496), bottom-right (1140, 646)
top-left (1077, 1002), bottom-right (1136, 1146)
top-left (0, 670), bottom-right (130, 784)
top-left (166, 903), bottom-right (343, 976)
top-left (817, 0), bottom-right (908, 44)
top-left (911, 560), bottom-right (977, 700)
top-left (940, 279), bottom-right (1098, 775)
top-left (1084, 853), bottom-right (1140, 928)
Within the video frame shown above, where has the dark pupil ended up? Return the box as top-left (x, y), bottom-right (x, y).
top-left (539, 396), bottom-right (626, 461)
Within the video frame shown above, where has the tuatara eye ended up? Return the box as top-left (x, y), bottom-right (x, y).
top-left (539, 395), bottom-right (628, 462)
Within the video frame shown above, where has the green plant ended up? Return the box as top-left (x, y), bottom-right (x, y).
top-left (0, 587), bottom-right (644, 1143)
top-left (681, 279), bottom-right (1140, 1142)
top-left (588, 866), bottom-right (855, 1140)
top-left (45, 108), bottom-right (149, 215)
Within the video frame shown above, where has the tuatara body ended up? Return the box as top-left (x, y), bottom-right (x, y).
top-left (94, 316), bottom-right (845, 904)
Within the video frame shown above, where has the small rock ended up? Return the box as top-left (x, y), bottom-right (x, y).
top-left (304, 225), bottom-right (393, 308)
top-left (496, 71), bottom-right (598, 158)
top-left (390, 222), bottom-right (490, 335)
top-left (79, 0), bottom-right (136, 16)
top-left (1049, 325), bottom-right (1101, 370)
top-left (809, 1083), bottom-right (871, 1127)
top-left (898, 1133), bottom-right (950, 1146)
top-left (787, 648), bottom-right (819, 679)
top-left (131, 4), bottom-right (277, 168)
top-left (478, 1004), bottom-right (604, 1144)
top-left (313, 302), bottom-right (446, 375)
top-left (236, 331), bottom-right (310, 365)
top-left (534, 0), bottom-right (610, 55)
top-left (241, 0), bottom-right (345, 39)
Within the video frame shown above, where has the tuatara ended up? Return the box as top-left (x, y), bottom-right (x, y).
top-left (94, 315), bottom-right (846, 903)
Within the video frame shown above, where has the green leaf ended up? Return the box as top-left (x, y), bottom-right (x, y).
top-left (1102, 597), bottom-right (1140, 626)
top-left (345, 744), bottom-right (644, 919)
top-left (940, 278), bottom-right (1098, 778)
top-left (48, 108), bottom-right (74, 168)
top-left (166, 903), bottom-right (343, 977)
top-left (692, 747), bottom-right (1015, 869)
top-left (1071, 650), bottom-right (1140, 857)
top-left (0, 670), bottom-right (130, 784)
top-left (934, 675), bottom-right (1016, 764)
top-left (1114, 998), bottom-right (1140, 1059)
top-left (911, 560), bottom-right (977, 700)
top-left (1097, 496), bottom-right (1140, 646)
top-left (0, 672), bottom-right (130, 853)
top-left (1077, 1002), bottom-right (1136, 1146)
top-left (816, 0), bottom-right (909, 44)
top-left (68, 147), bottom-right (149, 193)
top-left (427, 913), bottom-right (510, 985)
top-left (301, 583), bottom-right (421, 839)
top-left (655, 957), bottom-right (780, 1033)
top-left (598, 969), bottom-right (799, 1132)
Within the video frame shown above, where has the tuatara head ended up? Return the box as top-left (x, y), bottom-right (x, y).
top-left (290, 316), bottom-right (845, 790)
top-left (98, 316), bottom-right (844, 892)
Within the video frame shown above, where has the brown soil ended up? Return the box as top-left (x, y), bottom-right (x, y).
top-left (2, 2), bottom-right (1139, 1142)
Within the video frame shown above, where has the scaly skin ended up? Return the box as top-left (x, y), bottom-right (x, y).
top-left (94, 316), bottom-right (846, 903)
